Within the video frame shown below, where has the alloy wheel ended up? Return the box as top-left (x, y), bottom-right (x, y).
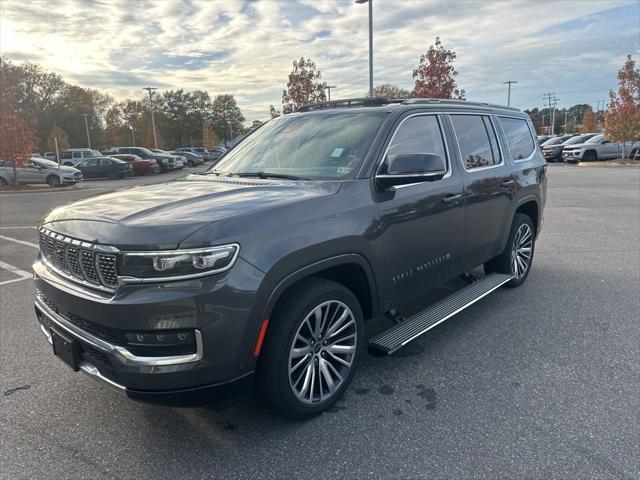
top-left (288, 300), bottom-right (357, 405)
top-left (511, 223), bottom-right (533, 278)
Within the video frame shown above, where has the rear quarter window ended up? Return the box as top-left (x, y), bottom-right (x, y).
top-left (499, 117), bottom-right (536, 160)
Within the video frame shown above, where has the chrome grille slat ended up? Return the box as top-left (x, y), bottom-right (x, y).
top-left (38, 229), bottom-right (118, 292)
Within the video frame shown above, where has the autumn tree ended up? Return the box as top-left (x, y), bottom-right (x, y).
top-left (46, 126), bottom-right (70, 156)
top-left (604, 55), bottom-right (640, 158)
top-left (202, 122), bottom-right (220, 149)
top-left (373, 84), bottom-right (411, 99)
top-left (143, 125), bottom-right (164, 149)
top-left (0, 85), bottom-right (37, 185)
top-left (412, 37), bottom-right (465, 99)
top-left (282, 57), bottom-right (327, 113)
top-left (582, 107), bottom-right (597, 133)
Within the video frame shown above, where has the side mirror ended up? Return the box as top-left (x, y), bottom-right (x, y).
top-left (376, 153), bottom-right (446, 188)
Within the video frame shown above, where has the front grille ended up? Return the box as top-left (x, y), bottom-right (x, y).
top-left (39, 228), bottom-right (118, 292)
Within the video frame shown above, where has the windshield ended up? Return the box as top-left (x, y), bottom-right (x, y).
top-left (586, 135), bottom-right (603, 144)
top-left (214, 112), bottom-right (385, 180)
top-left (542, 137), bottom-right (562, 146)
top-left (33, 158), bottom-right (59, 167)
top-left (564, 135), bottom-right (589, 145)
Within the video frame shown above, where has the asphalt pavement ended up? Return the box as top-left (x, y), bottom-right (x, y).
top-left (1, 165), bottom-right (639, 479)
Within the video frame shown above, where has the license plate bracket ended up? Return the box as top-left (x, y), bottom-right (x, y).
top-left (51, 329), bottom-right (80, 371)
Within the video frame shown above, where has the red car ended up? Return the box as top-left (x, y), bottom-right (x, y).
top-left (110, 154), bottom-right (159, 175)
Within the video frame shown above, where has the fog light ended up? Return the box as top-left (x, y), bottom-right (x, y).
top-left (124, 330), bottom-right (196, 357)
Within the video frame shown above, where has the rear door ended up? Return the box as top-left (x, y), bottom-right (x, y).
top-left (376, 113), bottom-right (465, 312)
top-left (78, 158), bottom-right (97, 178)
top-left (448, 114), bottom-right (515, 269)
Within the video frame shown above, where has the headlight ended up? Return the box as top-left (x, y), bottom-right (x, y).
top-left (120, 244), bottom-right (239, 282)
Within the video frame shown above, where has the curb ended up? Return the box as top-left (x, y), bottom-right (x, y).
top-left (578, 161), bottom-right (640, 168)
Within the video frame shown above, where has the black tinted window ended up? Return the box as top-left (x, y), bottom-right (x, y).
top-left (451, 115), bottom-right (500, 169)
top-left (499, 117), bottom-right (535, 160)
top-left (384, 115), bottom-right (447, 171)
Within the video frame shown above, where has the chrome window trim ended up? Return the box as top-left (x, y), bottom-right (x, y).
top-left (447, 113), bottom-right (506, 173)
top-left (496, 115), bottom-right (538, 163)
top-left (35, 297), bottom-right (203, 366)
top-left (374, 113), bottom-right (453, 188)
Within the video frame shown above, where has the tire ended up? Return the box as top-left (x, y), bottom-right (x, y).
top-left (583, 150), bottom-right (597, 162)
top-left (256, 277), bottom-right (365, 419)
top-left (485, 213), bottom-right (535, 288)
top-left (47, 175), bottom-right (60, 187)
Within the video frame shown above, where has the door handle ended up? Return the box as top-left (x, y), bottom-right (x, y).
top-left (501, 180), bottom-right (515, 187)
top-left (442, 194), bottom-right (463, 204)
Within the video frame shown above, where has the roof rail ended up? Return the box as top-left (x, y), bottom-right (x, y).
top-left (402, 98), bottom-right (520, 111)
top-left (297, 97), bottom-right (403, 112)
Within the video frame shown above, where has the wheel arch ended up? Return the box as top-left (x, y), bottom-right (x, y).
top-left (262, 254), bottom-right (379, 325)
top-left (514, 197), bottom-right (539, 236)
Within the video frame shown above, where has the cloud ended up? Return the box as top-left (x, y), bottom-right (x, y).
top-left (0, 0), bottom-right (638, 121)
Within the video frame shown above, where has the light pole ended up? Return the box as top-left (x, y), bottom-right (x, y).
top-left (355, 0), bottom-right (373, 98)
top-left (502, 80), bottom-right (518, 107)
top-left (129, 125), bottom-right (136, 147)
top-left (143, 87), bottom-right (158, 149)
top-left (81, 113), bottom-right (91, 148)
top-left (326, 85), bottom-right (337, 102)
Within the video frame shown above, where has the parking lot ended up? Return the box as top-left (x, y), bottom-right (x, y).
top-left (1, 165), bottom-right (638, 479)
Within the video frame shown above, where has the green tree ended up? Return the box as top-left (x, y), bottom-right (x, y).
top-left (269, 105), bottom-right (281, 118)
top-left (211, 94), bottom-right (245, 146)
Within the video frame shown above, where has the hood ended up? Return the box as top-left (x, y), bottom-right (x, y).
top-left (58, 165), bottom-right (80, 173)
top-left (562, 143), bottom-right (592, 151)
top-left (40, 174), bottom-right (340, 248)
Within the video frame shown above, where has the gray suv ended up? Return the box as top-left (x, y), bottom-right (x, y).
top-left (33, 98), bottom-right (546, 418)
top-left (0, 157), bottom-right (82, 187)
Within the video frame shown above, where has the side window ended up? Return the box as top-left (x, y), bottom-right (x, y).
top-left (498, 117), bottom-right (535, 160)
top-left (383, 115), bottom-right (447, 173)
top-left (450, 115), bottom-right (500, 170)
top-left (82, 159), bottom-right (96, 167)
top-left (61, 151), bottom-right (72, 159)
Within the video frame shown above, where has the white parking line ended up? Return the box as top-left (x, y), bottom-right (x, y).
top-left (0, 234), bottom-right (39, 249)
top-left (0, 260), bottom-right (32, 286)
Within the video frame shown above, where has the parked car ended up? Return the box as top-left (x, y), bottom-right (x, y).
top-left (43, 152), bottom-right (58, 161)
top-left (109, 154), bottom-right (160, 175)
top-left (60, 148), bottom-right (103, 166)
top-left (31, 153), bottom-right (42, 158)
top-left (103, 147), bottom-right (176, 172)
top-left (74, 156), bottom-right (133, 179)
top-left (537, 135), bottom-right (552, 145)
top-left (169, 150), bottom-right (204, 166)
top-left (562, 134), bottom-right (634, 162)
top-left (175, 147), bottom-right (224, 162)
top-left (0, 157), bottom-right (82, 187)
top-left (542, 133), bottom-right (598, 162)
top-left (150, 149), bottom-right (186, 169)
top-left (33, 97), bottom-right (546, 418)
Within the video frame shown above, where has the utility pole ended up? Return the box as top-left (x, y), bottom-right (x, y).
top-left (54, 136), bottom-right (60, 166)
top-left (503, 80), bottom-right (518, 106)
top-left (143, 87), bottom-right (158, 149)
top-left (543, 92), bottom-right (558, 135)
top-left (81, 113), bottom-right (91, 148)
top-left (129, 125), bottom-right (136, 147)
top-left (326, 85), bottom-right (337, 102)
top-left (355, 0), bottom-right (373, 97)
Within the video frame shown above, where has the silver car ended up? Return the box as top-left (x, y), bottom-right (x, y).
top-left (0, 157), bottom-right (83, 187)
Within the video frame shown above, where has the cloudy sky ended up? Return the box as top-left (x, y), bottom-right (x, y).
top-left (1, 0), bottom-right (638, 122)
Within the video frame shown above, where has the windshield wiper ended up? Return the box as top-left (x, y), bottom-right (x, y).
top-left (232, 172), bottom-right (310, 181)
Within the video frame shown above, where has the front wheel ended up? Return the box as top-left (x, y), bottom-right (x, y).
top-left (47, 175), bottom-right (60, 187)
top-left (582, 150), bottom-right (598, 162)
top-left (256, 278), bottom-right (365, 419)
top-left (485, 213), bottom-right (535, 288)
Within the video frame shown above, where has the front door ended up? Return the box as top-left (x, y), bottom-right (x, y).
top-left (376, 113), bottom-right (465, 313)
top-left (448, 114), bottom-right (515, 270)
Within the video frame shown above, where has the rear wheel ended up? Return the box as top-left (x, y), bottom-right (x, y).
top-left (485, 213), bottom-right (535, 288)
top-left (256, 278), bottom-right (365, 419)
top-left (47, 175), bottom-right (60, 187)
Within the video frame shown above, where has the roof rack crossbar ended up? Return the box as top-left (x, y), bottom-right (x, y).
top-left (296, 97), bottom-right (520, 113)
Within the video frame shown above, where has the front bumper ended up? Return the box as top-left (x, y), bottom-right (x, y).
top-left (33, 254), bottom-right (265, 407)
